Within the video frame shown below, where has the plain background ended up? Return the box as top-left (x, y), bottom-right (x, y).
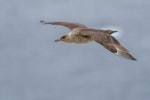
top-left (0, 0), bottom-right (150, 100)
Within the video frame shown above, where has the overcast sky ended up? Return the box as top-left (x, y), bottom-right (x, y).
top-left (0, 0), bottom-right (150, 100)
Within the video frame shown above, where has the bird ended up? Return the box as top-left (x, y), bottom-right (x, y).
top-left (40, 20), bottom-right (137, 61)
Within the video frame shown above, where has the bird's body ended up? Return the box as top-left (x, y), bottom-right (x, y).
top-left (61, 28), bottom-right (94, 44)
top-left (41, 20), bottom-right (137, 60)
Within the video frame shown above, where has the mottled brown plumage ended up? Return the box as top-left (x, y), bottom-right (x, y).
top-left (41, 20), bottom-right (137, 60)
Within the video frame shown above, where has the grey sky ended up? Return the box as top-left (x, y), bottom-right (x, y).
top-left (0, 0), bottom-right (150, 100)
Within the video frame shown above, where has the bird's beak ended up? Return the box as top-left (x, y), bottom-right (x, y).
top-left (54, 39), bottom-right (60, 42)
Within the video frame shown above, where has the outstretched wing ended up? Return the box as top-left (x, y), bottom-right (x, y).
top-left (111, 36), bottom-right (136, 60)
top-left (93, 32), bottom-right (136, 60)
top-left (40, 20), bottom-right (87, 30)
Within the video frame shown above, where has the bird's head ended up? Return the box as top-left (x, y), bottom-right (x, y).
top-left (54, 35), bottom-right (70, 42)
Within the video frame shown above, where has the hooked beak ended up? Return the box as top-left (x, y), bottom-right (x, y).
top-left (54, 39), bottom-right (60, 42)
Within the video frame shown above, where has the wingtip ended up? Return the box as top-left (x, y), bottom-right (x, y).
top-left (40, 20), bottom-right (46, 24)
top-left (130, 56), bottom-right (137, 61)
top-left (40, 20), bottom-right (54, 25)
top-left (117, 51), bottom-right (137, 61)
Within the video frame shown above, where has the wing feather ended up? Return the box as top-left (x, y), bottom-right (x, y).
top-left (40, 20), bottom-right (87, 30)
top-left (93, 31), bottom-right (136, 60)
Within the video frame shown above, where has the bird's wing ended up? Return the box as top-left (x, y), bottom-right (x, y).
top-left (91, 31), bottom-right (136, 60)
top-left (93, 33), bottom-right (118, 53)
top-left (110, 36), bottom-right (136, 60)
top-left (40, 20), bottom-right (87, 30)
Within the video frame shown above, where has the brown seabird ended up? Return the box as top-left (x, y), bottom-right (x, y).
top-left (41, 20), bottom-right (137, 61)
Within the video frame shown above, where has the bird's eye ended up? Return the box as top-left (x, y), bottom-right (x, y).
top-left (61, 36), bottom-right (65, 39)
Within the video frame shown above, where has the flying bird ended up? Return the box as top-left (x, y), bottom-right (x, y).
top-left (41, 20), bottom-right (136, 61)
